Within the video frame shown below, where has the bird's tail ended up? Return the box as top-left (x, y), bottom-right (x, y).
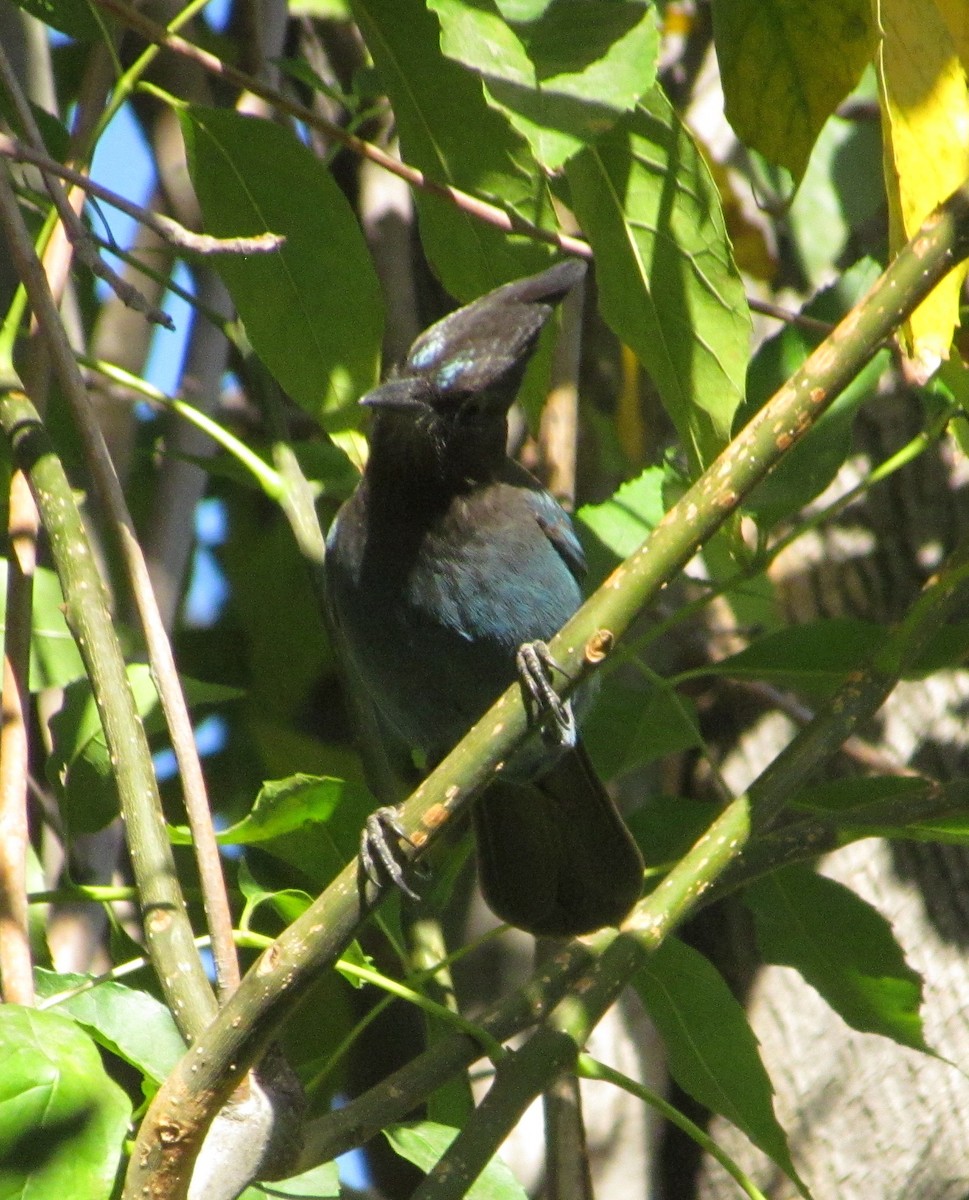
top-left (472, 740), bottom-right (644, 937)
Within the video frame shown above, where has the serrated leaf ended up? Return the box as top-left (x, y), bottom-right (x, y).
top-left (876, 0), bottom-right (969, 373)
top-left (187, 773), bottom-right (374, 845)
top-left (567, 85), bottom-right (750, 473)
top-left (34, 969), bottom-right (185, 1085)
top-left (180, 106), bottom-right (382, 427)
top-left (351, 0), bottom-right (556, 299)
top-left (429, 0), bottom-right (658, 170)
top-left (0, 1007), bottom-right (130, 1199)
top-left (746, 866), bottom-right (931, 1053)
top-left (385, 1121), bottom-right (527, 1199)
top-left (711, 0), bottom-right (875, 180)
top-left (576, 466), bottom-right (665, 559)
top-left (0, 562), bottom-right (85, 691)
top-left (634, 937), bottom-right (804, 1190)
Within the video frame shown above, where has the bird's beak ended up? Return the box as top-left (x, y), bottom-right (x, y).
top-left (359, 379), bottom-right (426, 411)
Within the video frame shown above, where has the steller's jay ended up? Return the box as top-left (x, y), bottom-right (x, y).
top-left (324, 259), bottom-right (643, 937)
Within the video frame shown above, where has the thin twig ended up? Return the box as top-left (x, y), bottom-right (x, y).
top-left (748, 295), bottom-right (833, 335)
top-left (0, 42), bottom-right (173, 329)
top-left (1, 57), bottom-right (241, 999)
top-left (0, 134), bottom-right (284, 255)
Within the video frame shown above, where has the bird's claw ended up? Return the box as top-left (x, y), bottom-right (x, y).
top-left (516, 641), bottom-right (577, 749)
top-left (360, 807), bottom-right (423, 901)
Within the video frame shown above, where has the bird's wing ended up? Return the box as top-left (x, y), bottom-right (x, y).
top-left (525, 486), bottom-right (587, 584)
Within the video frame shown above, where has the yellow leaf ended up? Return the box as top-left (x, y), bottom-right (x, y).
top-left (876, 0), bottom-right (969, 375)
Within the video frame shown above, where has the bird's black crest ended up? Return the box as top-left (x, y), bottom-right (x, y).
top-left (362, 259), bottom-right (587, 409)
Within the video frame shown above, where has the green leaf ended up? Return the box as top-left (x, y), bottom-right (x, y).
top-left (180, 106), bottom-right (382, 428)
top-left (241, 1161), bottom-right (340, 1198)
top-left (188, 773), bottom-right (374, 846)
top-left (792, 775), bottom-right (935, 817)
top-left (9, 0), bottom-right (103, 39)
top-left (0, 563), bottom-right (85, 691)
top-left (907, 620), bottom-right (969, 677)
top-left (746, 866), bottom-right (931, 1053)
top-left (627, 795), bottom-right (721, 866)
top-left (34, 969), bottom-right (186, 1085)
top-left (237, 857), bottom-right (314, 926)
top-left (634, 937), bottom-right (804, 1190)
top-left (429, 0), bottom-right (658, 169)
top-left (352, 0), bottom-right (557, 299)
top-left (567, 85), bottom-right (750, 472)
top-left (385, 1120), bottom-right (527, 1198)
top-left (706, 618), bottom-right (883, 698)
top-left (576, 466), bottom-right (665, 559)
top-left (583, 683), bottom-right (700, 782)
top-left (172, 773), bottom-right (379, 892)
top-left (711, 0), bottom-right (876, 179)
top-left (791, 778), bottom-right (969, 847)
top-left (785, 85), bottom-right (883, 288)
top-left (47, 664), bottom-right (240, 834)
top-left (0, 1007), bottom-right (130, 1200)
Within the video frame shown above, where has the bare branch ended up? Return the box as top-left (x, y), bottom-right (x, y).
top-left (0, 41), bottom-right (173, 328)
top-left (0, 133), bottom-right (284, 255)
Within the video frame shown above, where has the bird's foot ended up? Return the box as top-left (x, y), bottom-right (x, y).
top-left (516, 641), bottom-right (576, 749)
top-left (360, 807), bottom-right (422, 901)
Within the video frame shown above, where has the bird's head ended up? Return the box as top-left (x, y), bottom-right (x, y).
top-left (361, 259), bottom-right (586, 471)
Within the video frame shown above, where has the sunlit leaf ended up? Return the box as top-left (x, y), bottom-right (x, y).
top-left (429, 0), bottom-right (658, 169)
top-left (0, 563), bottom-right (85, 691)
top-left (34, 969), bottom-right (186, 1085)
top-left (352, 0), bottom-right (556, 299)
top-left (385, 1121), bottom-right (527, 1198)
top-left (0, 1007), bottom-right (130, 1200)
top-left (181, 106), bottom-right (382, 427)
top-left (240, 1161), bottom-right (340, 1198)
top-left (567, 85), bottom-right (750, 472)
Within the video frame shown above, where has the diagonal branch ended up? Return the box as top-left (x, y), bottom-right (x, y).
top-left (0, 133), bottom-right (283, 256)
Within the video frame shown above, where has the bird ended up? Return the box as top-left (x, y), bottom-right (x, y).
top-left (323, 259), bottom-right (643, 937)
